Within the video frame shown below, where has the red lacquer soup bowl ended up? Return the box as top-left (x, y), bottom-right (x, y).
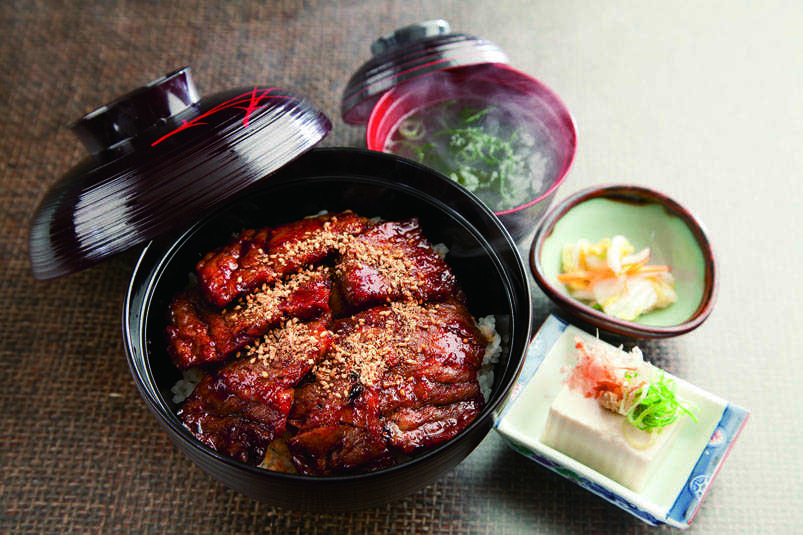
top-left (366, 64), bottom-right (577, 241)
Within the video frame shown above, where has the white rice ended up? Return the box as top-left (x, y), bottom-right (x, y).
top-left (306, 209), bottom-right (330, 218)
top-left (432, 242), bottom-right (449, 259)
top-left (477, 315), bottom-right (502, 401)
top-left (170, 367), bottom-right (204, 404)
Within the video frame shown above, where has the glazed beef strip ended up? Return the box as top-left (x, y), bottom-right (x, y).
top-left (332, 219), bottom-right (460, 314)
top-left (287, 300), bottom-right (486, 475)
top-left (376, 301), bottom-right (486, 453)
top-left (287, 388), bottom-right (394, 475)
top-left (166, 267), bottom-right (331, 369)
top-left (197, 212), bottom-right (370, 307)
top-left (287, 306), bottom-right (395, 474)
top-left (179, 318), bottom-right (332, 466)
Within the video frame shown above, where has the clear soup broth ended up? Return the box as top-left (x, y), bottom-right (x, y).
top-left (384, 99), bottom-right (558, 212)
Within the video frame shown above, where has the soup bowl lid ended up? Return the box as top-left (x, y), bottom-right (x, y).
top-left (340, 19), bottom-right (509, 125)
top-left (28, 67), bottom-right (331, 280)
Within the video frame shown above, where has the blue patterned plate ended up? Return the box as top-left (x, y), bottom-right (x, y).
top-left (495, 315), bottom-right (748, 528)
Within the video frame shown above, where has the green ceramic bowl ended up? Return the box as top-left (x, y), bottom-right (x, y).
top-left (530, 185), bottom-right (717, 338)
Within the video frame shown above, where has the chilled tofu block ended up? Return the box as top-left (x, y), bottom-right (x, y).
top-left (542, 385), bottom-right (681, 492)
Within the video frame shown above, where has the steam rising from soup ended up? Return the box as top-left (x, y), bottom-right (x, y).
top-left (384, 99), bottom-right (559, 212)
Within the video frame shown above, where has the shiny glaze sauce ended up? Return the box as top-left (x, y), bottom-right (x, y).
top-left (166, 212), bottom-right (489, 475)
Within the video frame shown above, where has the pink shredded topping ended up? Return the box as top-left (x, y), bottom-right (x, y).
top-left (566, 339), bottom-right (626, 400)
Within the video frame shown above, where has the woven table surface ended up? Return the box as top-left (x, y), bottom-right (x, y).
top-left (2, 1), bottom-right (801, 533)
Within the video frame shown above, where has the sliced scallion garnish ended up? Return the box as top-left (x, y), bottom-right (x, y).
top-left (625, 373), bottom-right (698, 432)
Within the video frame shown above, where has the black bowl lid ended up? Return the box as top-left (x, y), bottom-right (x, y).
top-left (340, 20), bottom-right (509, 125)
top-left (29, 67), bottom-right (331, 280)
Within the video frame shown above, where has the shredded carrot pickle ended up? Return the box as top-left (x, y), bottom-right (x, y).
top-left (559, 235), bottom-right (677, 321)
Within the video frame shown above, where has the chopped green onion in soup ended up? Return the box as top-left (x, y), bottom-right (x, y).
top-left (385, 99), bottom-right (553, 212)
